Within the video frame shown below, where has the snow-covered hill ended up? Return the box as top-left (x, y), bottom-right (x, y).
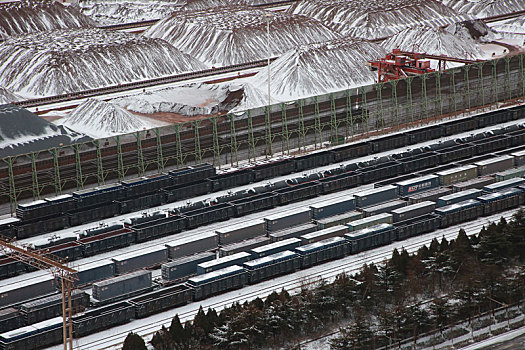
top-left (248, 39), bottom-right (386, 103)
top-left (0, 104), bottom-right (91, 157)
top-left (62, 99), bottom-right (153, 138)
top-left (289, 0), bottom-right (469, 39)
top-left (143, 6), bottom-right (340, 67)
top-left (0, 28), bottom-right (207, 98)
top-left (441, 0), bottom-right (525, 18)
top-left (382, 26), bottom-right (486, 62)
top-left (0, 0), bottom-right (95, 39)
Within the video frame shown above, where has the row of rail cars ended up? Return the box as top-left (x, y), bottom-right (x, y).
top-left (3, 105), bottom-right (524, 241)
top-left (1, 113), bottom-right (525, 284)
top-left (1, 177), bottom-right (524, 349)
top-left (1, 110), bottom-right (525, 349)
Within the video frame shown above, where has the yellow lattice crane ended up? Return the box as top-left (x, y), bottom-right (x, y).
top-left (0, 235), bottom-right (78, 350)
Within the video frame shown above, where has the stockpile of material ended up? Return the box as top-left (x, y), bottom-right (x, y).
top-left (0, 28), bottom-right (207, 98)
top-left (0, 0), bottom-right (94, 39)
top-left (144, 5), bottom-right (340, 66)
top-left (289, 0), bottom-right (469, 39)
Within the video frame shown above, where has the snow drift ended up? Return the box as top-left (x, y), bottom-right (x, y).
top-left (248, 38), bottom-right (386, 103)
top-left (112, 83), bottom-right (243, 116)
top-left (0, 28), bottom-right (207, 98)
top-left (382, 26), bottom-right (485, 61)
top-left (289, 0), bottom-right (469, 39)
top-left (144, 6), bottom-right (340, 67)
top-left (441, 0), bottom-right (525, 18)
top-left (0, 104), bottom-right (90, 157)
top-left (0, 0), bottom-right (95, 39)
top-left (62, 99), bottom-right (151, 138)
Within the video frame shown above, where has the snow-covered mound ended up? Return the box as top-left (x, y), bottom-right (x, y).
top-left (113, 83), bottom-right (243, 116)
top-left (0, 0), bottom-right (95, 39)
top-left (0, 104), bottom-right (91, 157)
top-left (74, 0), bottom-right (185, 25)
top-left (182, 0), bottom-right (247, 10)
top-left (441, 0), bottom-right (525, 18)
top-left (0, 88), bottom-right (21, 104)
top-left (0, 28), bottom-right (207, 98)
top-left (144, 6), bottom-right (340, 67)
top-left (382, 26), bottom-right (485, 61)
top-left (63, 99), bottom-right (151, 138)
top-left (289, 0), bottom-right (469, 39)
top-left (490, 16), bottom-right (525, 35)
top-left (249, 39), bottom-right (386, 103)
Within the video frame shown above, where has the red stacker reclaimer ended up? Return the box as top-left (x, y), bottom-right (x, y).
top-left (368, 48), bottom-right (435, 83)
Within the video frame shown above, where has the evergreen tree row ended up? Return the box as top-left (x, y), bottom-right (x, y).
top-left (123, 209), bottom-right (525, 350)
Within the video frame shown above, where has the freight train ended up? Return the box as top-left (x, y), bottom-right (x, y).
top-left (1, 113), bottom-right (525, 284)
top-left (1, 181), bottom-right (524, 350)
top-left (3, 105), bottom-right (524, 241)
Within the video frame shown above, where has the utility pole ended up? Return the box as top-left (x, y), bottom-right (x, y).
top-left (0, 235), bottom-right (78, 350)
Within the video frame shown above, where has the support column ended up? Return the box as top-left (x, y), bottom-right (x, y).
top-left (6, 157), bottom-right (16, 214)
top-left (463, 65), bottom-right (471, 110)
top-left (406, 77), bottom-right (414, 124)
top-left (434, 71), bottom-right (443, 118)
top-left (421, 75), bottom-right (429, 121)
top-left (194, 121), bottom-right (202, 162)
top-left (247, 111), bottom-right (256, 162)
top-left (155, 128), bottom-right (164, 172)
top-left (314, 96), bottom-right (322, 148)
top-left (175, 124), bottom-right (184, 167)
top-left (345, 90), bottom-right (354, 139)
top-left (298, 100), bottom-right (306, 151)
top-left (360, 86), bottom-right (369, 135)
top-left (52, 148), bottom-right (62, 195)
top-left (265, 106), bottom-right (273, 158)
top-left (450, 70), bottom-right (457, 115)
top-left (329, 93), bottom-right (338, 143)
top-left (504, 56), bottom-right (512, 100)
top-left (74, 144), bottom-right (84, 190)
top-left (95, 140), bottom-right (105, 185)
top-left (136, 131), bottom-right (145, 176)
top-left (492, 60), bottom-right (498, 105)
top-left (281, 103), bottom-right (290, 154)
top-left (376, 83), bottom-right (384, 130)
top-left (390, 81), bottom-right (399, 129)
top-left (116, 135), bottom-right (125, 180)
top-left (212, 117), bottom-right (221, 168)
top-left (477, 62), bottom-right (486, 109)
top-left (519, 55), bottom-right (525, 98)
top-left (229, 115), bottom-right (238, 166)
top-left (29, 152), bottom-right (40, 200)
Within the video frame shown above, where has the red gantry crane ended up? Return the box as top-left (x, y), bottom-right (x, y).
top-left (0, 235), bottom-right (78, 350)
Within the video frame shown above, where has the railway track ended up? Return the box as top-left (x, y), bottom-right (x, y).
top-left (53, 209), bottom-right (518, 350)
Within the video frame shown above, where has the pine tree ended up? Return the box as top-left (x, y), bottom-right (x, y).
top-left (169, 314), bottom-right (188, 347)
top-left (122, 332), bottom-right (147, 350)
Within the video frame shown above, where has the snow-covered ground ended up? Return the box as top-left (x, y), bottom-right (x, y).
top-left (0, 28), bottom-right (207, 98)
top-left (143, 6), bottom-right (340, 67)
top-left (0, 0), bottom-right (95, 39)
